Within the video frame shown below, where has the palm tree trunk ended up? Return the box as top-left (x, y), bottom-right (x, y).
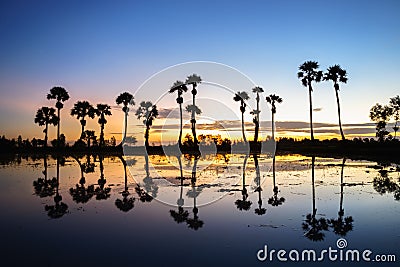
top-left (192, 93), bottom-right (198, 146)
top-left (44, 123), bottom-right (48, 148)
top-left (241, 107), bottom-right (247, 143)
top-left (339, 158), bottom-right (346, 215)
top-left (179, 103), bottom-right (183, 146)
top-left (123, 111), bottom-right (128, 144)
top-left (145, 125), bottom-right (150, 147)
top-left (311, 156), bottom-right (316, 216)
top-left (272, 155), bottom-right (276, 190)
top-left (100, 124), bottom-right (104, 147)
top-left (335, 86), bottom-right (345, 140)
top-left (308, 85), bottom-right (314, 141)
top-left (272, 111), bottom-right (275, 141)
top-left (255, 93), bottom-right (260, 143)
top-left (80, 120), bottom-right (85, 139)
top-left (57, 107), bottom-right (60, 146)
top-left (44, 156), bottom-right (48, 181)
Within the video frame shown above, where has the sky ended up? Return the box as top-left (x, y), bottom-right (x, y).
top-left (0, 0), bottom-right (399, 144)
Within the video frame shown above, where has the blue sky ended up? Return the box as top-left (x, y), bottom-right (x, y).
top-left (0, 0), bottom-right (399, 141)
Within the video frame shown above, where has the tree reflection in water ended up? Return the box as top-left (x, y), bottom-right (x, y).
top-left (69, 154), bottom-right (94, 204)
top-left (170, 155), bottom-right (189, 224)
top-left (253, 153), bottom-right (266, 215)
top-left (94, 155), bottom-right (111, 200)
top-left (268, 155), bottom-right (285, 207)
top-left (302, 156), bottom-right (328, 241)
top-left (33, 155), bottom-right (58, 198)
top-left (45, 156), bottom-right (69, 219)
top-left (115, 156), bottom-right (135, 212)
top-left (186, 154), bottom-right (204, 230)
top-left (328, 158), bottom-right (354, 236)
top-left (143, 154), bottom-right (158, 198)
top-left (235, 155), bottom-right (252, 211)
top-left (373, 164), bottom-right (400, 201)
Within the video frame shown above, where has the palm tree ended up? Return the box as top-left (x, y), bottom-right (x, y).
top-left (233, 91), bottom-right (250, 143)
top-left (169, 81), bottom-right (188, 146)
top-left (389, 95), bottom-right (400, 139)
top-left (47, 86), bottom-right (70, 145)
top-left (70, 101), bottom-right (95, 139)
top-left (116, 92), bottom-right (135, 145)
top-left (34, 107), bottom-right (59, 147)
top-left (324, 65), bottom-right (348, 140)
top-left (370, 103), bottom-right (393, 141)
top-left (251, 86), bottom-right (264, 143)
top-left (94, 104), bottom-right (112, 147)
top-left (185, 74), bottom-right (202, 146)
top-left (135, 101), bottom-right (159, 147)
top-left (297, 61), bottom-right (323, 141)
top-left (265, 94), bottom-right (283, 141)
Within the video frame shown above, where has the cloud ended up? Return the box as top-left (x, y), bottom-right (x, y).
top-left (157, 108), bottom-right (191, 119)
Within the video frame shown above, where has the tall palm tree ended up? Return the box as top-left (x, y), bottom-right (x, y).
top-left (389, 95), bottom-right (400, 139)
top-left (135, 101), bottom-right (159, 147)
top-left (47, 86), bottom-right (70, 145)
top-left (251, 86), bottom-right (264, 143)
top-left (70, 101), bottom-right (95, 139)
top-left (297, 61), bottom-right (323, 141)
top-left (116, 92), bottom-right (135, 145)
top-left (323, 65), bottom-right (348, 140)
top-left (34, 107), bottom-right (59, 147)
top-left (185, 74), bottom-right (202, 146)
top-left (265, 94), bottom-right (283, 141)
top-left (95, 104), bottom-right (112, 147)
top-left (169, 81), bottom-right (188, 146)
top-left (233, 91), bottom-right (250, 143)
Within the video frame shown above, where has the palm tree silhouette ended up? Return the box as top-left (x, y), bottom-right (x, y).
top-left (116, 92), bottom-right (135, 145)
top-left (185, 74), bottom-right (202, 146)
top-left (370, 103), bottom-right (393, 141)
top-left (135, 101), bottom-right (159, 147)
top-left (186, 155), bottom-right (204, 230)
top-left (45, 156), bottom-right (69, 219)
top-left (302, 156), bottom-right (329, 241)
top-left (265, 94), bottom-right (283, 141)
top-left (233, 91), bottom-right (250, 143)
top-left (115, 156), bottom-right (135, 212)
top-left (142, 154), bottom-right (159, 198)
top-left (33, 155), bottom-right (58, 198)
top-left (268, 155), bottom-right (285, 207)
top-left (170, 155), bottom-right (190, 224)
top-left (235, 155), bottom-right (252, 211)
top-left (324, 65), bottom-right (348, 140)
top-left (70, 101), bottom-right (95, 139)
top-left (34, 107), bottom-right (58, 147)
top-left (69, 155), bottom-right (95, 204)
top-left (328, 158), bottom-right (354, 236)
top-left (251, 86), bottom-right (264, 143)
top-left (169, 81), bottom-right (188, 147)
top-left (297, 61), bottom-right (323, 141)
top-left (94, 104), bottom-right (112, 147)
top-left (253, 153), bottom-right (266, 215)
top-left (389, 95), bottom-right (400, 139)
top-left (94, 155), bottom-right (111, 200)
top-left (47, 86), bottom-right (70, 146)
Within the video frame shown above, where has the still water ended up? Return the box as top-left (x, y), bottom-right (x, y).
top-left (0, 153), bottom-right (399, 266)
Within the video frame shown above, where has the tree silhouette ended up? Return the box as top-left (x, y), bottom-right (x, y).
top-left (47, 86), bottom-right (69, 146)
top-left (185, 74), bottom-right (202, 146)
top-left (83, 130), bottom-right (96, 148)
top-left (233, 91), bottom-right (250, 143)
top-left (235, 155), bottom-right (252, 211)
top-left (389, 95), bottom-right (400, 139)
top-left (69, 155), bottom-right (95, 204)
top-left (70, 101), bottom-right (95, 139)
top-left (115, 156), bottom-right (135, 212)
top-left (116, 92), bottom-right (135, 145)
top-left (169, 81), bottom-right (188, 147)
top-left (94, 155), bottom-right (111, 200)
top-left (95, 104), bottom-right (112, 147)
top-left (369, 103), bottom-right (393, 141)
top-left (253, 153), bottom-right (266, 215)
top-left (251, 86), bottom-right (264, 143)
top-left (328, 158), bottom-right (354, 236)
top-left (170, 155), bottom-right (190, 224)
top-left (33, 155), bottom-right (58, 198)
top-left (142, 154), bottom-right (159, 198)
top-left (324, 65), bottom-right (348, 140)
top-left (186, 155), bottom-right (204, 230)
top-left (136, 101), bottom-right (158, 147)
top-left (34, 107), bottom-right (58, 147)
top-left (268, 155), bottom-right (285, 207)
top-left (297, 61), bottom-right (323, 141)
top-left (45, 156), bottom-right (69, 219)
top-left (265, 94), bottom-right (283, 141)
top-left (302, 157), bottom-right (329, 241)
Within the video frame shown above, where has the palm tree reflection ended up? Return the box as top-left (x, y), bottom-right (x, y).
top-left (253, 153), bottom-right (266, 215)
top-left (33, 155), bottom-right (58, 198)
top-left (302, 156), bottom-right (328, 241)
top-left (186, 155), bottom-right (204, 230)
top-left (69, 155), bottom-right (95, 204)
top-left (94, 155), bottom-right (111, 200)
top-left (268, 156), bottom-right (285, 207)
top-left (45, 156), bottom-right (69, 219)
top-left (143, 154), bottom-right (159, 198)
top-left (235, 155), bottom-right (252, 211)
top-left (115, 156), bottom-right (135, 212)
top-left (170, 155), bottom-right (189, 224)
top-left (328, 158), bottom-right (354, 236)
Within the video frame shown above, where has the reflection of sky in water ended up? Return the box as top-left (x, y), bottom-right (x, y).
top-left (0, 155), bottom-right (399, 266)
